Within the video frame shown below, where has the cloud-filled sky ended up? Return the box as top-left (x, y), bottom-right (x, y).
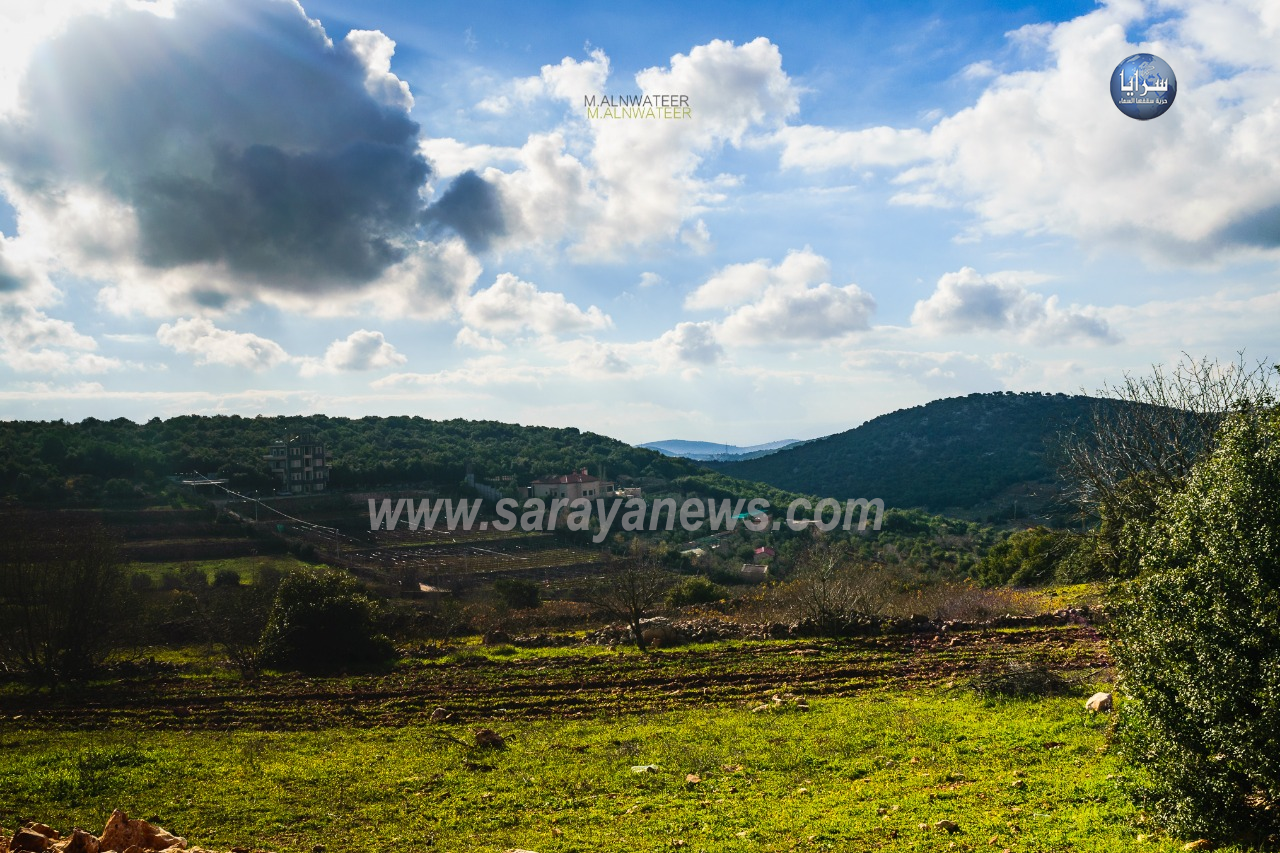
top-left (0, 0), bottom-right (1277, 444)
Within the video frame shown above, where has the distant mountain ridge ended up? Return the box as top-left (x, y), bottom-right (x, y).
top-left (709, 392), bottom-right (1102, 520)
top-left (640, 439), bottom-right (803, 462)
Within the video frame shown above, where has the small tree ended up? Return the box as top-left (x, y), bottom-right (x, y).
top-left (212, 568), bottom-right (242, 588)
top-left (784, 542), bottom-right (892, 633)
top-left (586, 549), bottom-right (673, 652)
top-left (259, 568), bottom-right (395, 672)
top-left (0, 509), bottom-right (129, 682)
top-left (666, 576), bottom-right (727, 607)
top-left (1110, 406), bottom-right (1280, 842)
top-left (186, 579), bottom-right (275, 678)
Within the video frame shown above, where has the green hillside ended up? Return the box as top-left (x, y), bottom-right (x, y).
top-left (710, 391), bottom-right (1098, 518)
top-left (0, 414), bottom-right (751, 507)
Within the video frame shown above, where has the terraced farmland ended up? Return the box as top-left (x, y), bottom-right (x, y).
top-left (0, 624), bottom-right (1107, 731)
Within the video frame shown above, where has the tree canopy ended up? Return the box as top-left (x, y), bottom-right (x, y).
top-left (1111, 405), bottom-right (1280, 841)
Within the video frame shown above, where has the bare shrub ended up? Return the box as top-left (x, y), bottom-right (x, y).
top-left (965, 656), bottom-right (1077, 698)
top-left (883, 580), bottom-right (1045, 622)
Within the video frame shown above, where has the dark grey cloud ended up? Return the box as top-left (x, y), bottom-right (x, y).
top-left (423, 170), bottom-right (507, 253)
top-left (1218, 204), bottom-right (1280, 250)
top-left (135, 140), bottom-right (427, 286)
top-left (190, 288), bottom-right (234, 310)
top-left (0, 0), bottom-right (431, 291)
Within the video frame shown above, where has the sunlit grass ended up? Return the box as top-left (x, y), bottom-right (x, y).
top-left (0, 689), bottom-right (1231, 853)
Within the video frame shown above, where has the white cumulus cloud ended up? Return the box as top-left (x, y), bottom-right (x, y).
top-left (447, 38), bottom-right (800, 257)
top-left (299, 329), bottom-right (406, 376)
top-left (686, 249), bottom-right (876, 346)
top-left (459, 273), bottom-right (611, 338)
top-left (686, 247), bottom-right (831, 310)
top-left (911, 267), bottom-right (1117, 344)
top-left (156, 317), bottom-right (291, 370)
top-left (655, 321), bottom-right (724, 366)
top-left (0, 0), bottom-right (462, 318)
top-left (767, 0), bottom-right (1280, 262)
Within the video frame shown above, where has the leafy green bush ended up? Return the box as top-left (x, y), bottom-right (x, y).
top-left (666, 576), bottom-right (727, 607)
top-left (493, 578), bottom-right (540, 610)
top-left (259, 568), bottom-right (395, 672)
top-left (179, 566), bottom-right (207, 590)
top-left (212, 568), bottom-right (241, 587)
top-left (976, 526), bottom-right (1079, 586)
top-left (1110, 408), bottom-right (1280, 842)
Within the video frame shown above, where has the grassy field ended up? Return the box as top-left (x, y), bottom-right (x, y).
top-left (124, 555), bottom-right (318, 585)
top-left (1, 690), bottom-right (1212, 853)
top-left (0, 627), bottom-right (1235, 853)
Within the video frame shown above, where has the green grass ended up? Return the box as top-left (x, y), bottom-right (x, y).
top-left (125, 555), bottom-right (319, 585)
top-left (1037, 583), bottom-right (1105, 609)
top-left (0, 689), bottom-right (1234, 853)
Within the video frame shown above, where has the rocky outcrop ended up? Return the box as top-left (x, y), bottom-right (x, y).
top-left (3, 813), bottom-right (274, 853)
top-left (99, 811), bottom-right (185, 852)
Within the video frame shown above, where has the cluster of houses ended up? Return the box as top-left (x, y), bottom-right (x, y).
top-left (680, 540), bottom-right (777, 582)
top-left (743, 546), bottom-right (776, 580)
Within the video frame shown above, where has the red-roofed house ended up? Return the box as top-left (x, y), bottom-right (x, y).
top-left (754, 546), bottom-right (777, 564)
top-left (526, 468), bottom-right (616, 500)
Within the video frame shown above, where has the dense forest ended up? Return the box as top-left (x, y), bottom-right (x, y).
top-left (0, 413), bottom-right (803, 508)
top-left (710, 391), bottom-right (1116, 518)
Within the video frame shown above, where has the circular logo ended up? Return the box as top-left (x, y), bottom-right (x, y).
top-left (1111, 53), bottom-right (1177, 120)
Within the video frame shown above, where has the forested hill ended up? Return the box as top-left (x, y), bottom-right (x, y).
top-left (710, 392), bottom-right (1098, 517)
top-left (0, 414), bottom-right (733, 506)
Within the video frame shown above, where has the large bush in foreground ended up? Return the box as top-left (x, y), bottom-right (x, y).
top-left (259, 568), bottom-right (394, 672)
top-left (1110, 408), bottom-right (1280, 842)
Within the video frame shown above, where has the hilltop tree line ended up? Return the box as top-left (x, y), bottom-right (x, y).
top-left (713, 391), bottom-right (1099, 515)
top-left (0, 414), bottom-right (726, 506)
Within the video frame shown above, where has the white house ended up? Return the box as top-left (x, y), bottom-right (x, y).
top-left (526, 468), bottom-right (615, 500)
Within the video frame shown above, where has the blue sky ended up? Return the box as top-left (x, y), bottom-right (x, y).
top-left (0, 0), bottom-right (1277, 445)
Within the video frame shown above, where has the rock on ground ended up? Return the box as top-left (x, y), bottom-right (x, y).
top-left (474, 728), bottom-right (505, 748)
top-left (99, 810), bottom-right (186, 852)
top-left (2, 812), bottom-right (276, 853)
top-left (1085, 692), bottom-right (1113, 713)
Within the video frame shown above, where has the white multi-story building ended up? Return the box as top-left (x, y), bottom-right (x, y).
top-left (265, 434), bottom-right (329, 494)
